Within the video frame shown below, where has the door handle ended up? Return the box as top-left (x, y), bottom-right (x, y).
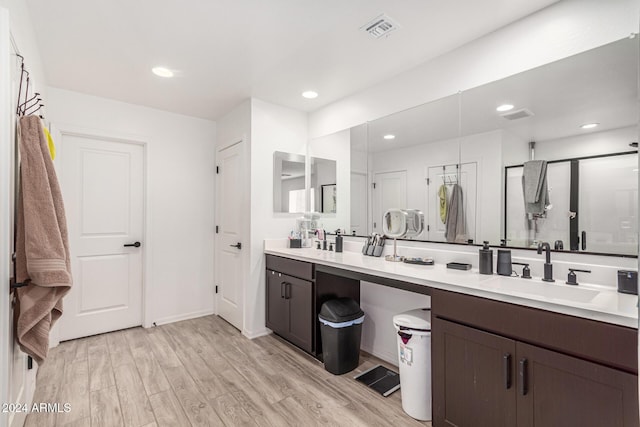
top-left (581, 231), bottom-right (586, 251)
top-left (503, 353), bottom-right (512, 390)
top-left (519, 358), bottom-right (528, 396)
top-left (124, 241), bottom-right (141, 247)
top-left (229, 242), bottom-right (242, 250)
top-left (285, 282), bottom-right (291, 299)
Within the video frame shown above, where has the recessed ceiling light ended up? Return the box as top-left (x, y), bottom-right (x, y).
top-left (580, 123), bottom-right (599, 129)
top-left (496, 104), bottom-right (514, 112)
top-left (383, 134), bottom-right (395, 140)
top-left (152, 67), bottom-right (174, 78)
top-left (302, 91), bottom-right (318, 99)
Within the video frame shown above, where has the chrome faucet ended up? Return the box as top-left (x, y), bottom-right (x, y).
top-left (537, 242), bottom-right (554, 282)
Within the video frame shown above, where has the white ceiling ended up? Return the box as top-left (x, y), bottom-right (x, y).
top-left (367, 37), bottom-right (639, 152)
top-left (25, 0), bottom-right (558, 120)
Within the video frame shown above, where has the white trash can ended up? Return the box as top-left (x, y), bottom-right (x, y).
top-left (393, 308), bottom-right (432, 421)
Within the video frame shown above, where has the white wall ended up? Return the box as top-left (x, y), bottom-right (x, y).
top-left (0, 0), bottom-right (46, 100)
top-left (360, 281), bottom-right (430, 365)
top-left (461, 131), bottom-right (503, 244)
top-left (535, 126), bottom-right (637, 161)
top-left (309, 0), bottom-right (639, 138)
top-left (0, 7), bottom-right (13, 426)
top-left (47, 88), bottom-right (217, 326)
top-left (246, 98), bottom-right (308, 337)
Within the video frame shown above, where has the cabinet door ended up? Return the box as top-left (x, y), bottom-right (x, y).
top-left (266, 270), bottom-right (288, 336)
top-left (433, 317), bottom-right (517, 427)
top-left (516, 342), bottom-right (639, 427)
top-left (285, 275), bottom-right (314, 353)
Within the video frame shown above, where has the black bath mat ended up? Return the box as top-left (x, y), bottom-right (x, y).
top-left (354, 365), bottom-right (400, 397)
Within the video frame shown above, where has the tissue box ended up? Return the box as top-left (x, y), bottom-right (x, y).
top-left (617, 270), bottom-right (637, 295)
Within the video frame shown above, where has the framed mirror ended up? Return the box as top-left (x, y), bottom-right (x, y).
top-left (273, 151), bottom-right (306, 213)
top-left (460, 37), bottom-right (639, 256)
top-left (307, 37), bottom-right (638, 258)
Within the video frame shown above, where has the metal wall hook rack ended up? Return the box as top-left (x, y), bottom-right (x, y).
top-left (10, 278), bottom-right (29, 290)
top-left (10, 52), bottom-right (46, 295)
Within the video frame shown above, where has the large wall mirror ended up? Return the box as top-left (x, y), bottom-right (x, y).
top-left (312, 36), bottom-right (638, 257)
top-left (461, 37), bottom-right (638, 256)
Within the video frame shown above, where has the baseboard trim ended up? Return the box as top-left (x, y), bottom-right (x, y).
top-left (152, 309), bottom-right (215, 326)
top-left (361, 344), bottom-right (398, 367)
top-left (243, 328), bottom-right (272, 340)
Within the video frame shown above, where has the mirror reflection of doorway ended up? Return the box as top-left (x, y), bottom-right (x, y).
top-left (350, 172), bottom-right (368, 235)
top-left (372, 170), bottom-right (407, 234)
top-left (426, 163), bottom-right (477, 243)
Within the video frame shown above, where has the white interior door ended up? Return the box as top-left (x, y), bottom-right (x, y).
top-left (216, 141), bottom-right (244, 330)
top-left (59, 133), bottom-right (144, 341)
top-left (372, 170), bottom-right (407, 233)
top-left (426, 163), bottom-right (477, 242)
top-left (350, 171), bottom-right (367, 235)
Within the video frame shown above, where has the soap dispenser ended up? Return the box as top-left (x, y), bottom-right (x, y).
top-left (479, 241), bottom-right (493, 275)
top-left (335, 231), bottom-right (343, 253)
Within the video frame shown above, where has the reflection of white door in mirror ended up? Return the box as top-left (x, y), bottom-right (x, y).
top-left (426, 163), bottom-right (477, 243)
top-left (372, 170), bottom-right (407, 233)
top-left (350, 172), bottom-right (367, 235)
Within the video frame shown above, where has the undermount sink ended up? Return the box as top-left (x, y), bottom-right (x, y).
top-left (483, 279), bottom-right (600, 303)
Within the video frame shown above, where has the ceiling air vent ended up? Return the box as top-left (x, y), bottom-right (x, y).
top-left (500, 108), bottom-right (534, 121)
top-left (361, 14), bottom-right (400, 39)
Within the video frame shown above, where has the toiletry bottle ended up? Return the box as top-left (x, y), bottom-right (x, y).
top-left (335, 231), bottom-right (343, 253)
top-left (479, 241), bottom-right (493, 275)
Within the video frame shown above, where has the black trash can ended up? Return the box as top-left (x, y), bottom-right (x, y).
top-left (318, 298), bottom-right (365, 375)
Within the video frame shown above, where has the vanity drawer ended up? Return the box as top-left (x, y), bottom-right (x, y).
top-left (266, 254), bottom-right (314, 281)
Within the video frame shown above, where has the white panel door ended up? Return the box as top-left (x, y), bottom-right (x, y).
top-left (59, 134), bottom-right (144, 341)
top-left (350, 171), bottom-right (368, 235)
top-left (426, 163), bottom-right (477, 242)
top-left (216, 141), bottom-right (244, 330)
top-left (372, 171), bottom-right (407, 233)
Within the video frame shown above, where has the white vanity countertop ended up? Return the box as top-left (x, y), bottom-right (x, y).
top-left (264, 246), bottom-right (638, 329)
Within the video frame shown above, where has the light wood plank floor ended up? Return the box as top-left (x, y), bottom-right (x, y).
top-left (26, 315), bottom-right (432, 427)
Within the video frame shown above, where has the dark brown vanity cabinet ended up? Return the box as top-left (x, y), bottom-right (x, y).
top-left (265, 255), bottom-right (361, 359)
top-left (266, 256), bottom-right (314, 353)
top-left (432, 289), bottom-right (638, 427)
top-left (434, 318), bottom-right (517, 427)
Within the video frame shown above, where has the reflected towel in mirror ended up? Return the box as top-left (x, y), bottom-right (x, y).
top-left (522, 160), bottom-right (550, 215)
top-left (444, 184), bottom-right (466, 243)
top-left (438, 184), bottom-right (447, 223)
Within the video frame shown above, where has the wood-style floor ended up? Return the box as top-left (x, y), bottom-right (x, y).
top-left (26, 315), bottom-right (432, 426)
